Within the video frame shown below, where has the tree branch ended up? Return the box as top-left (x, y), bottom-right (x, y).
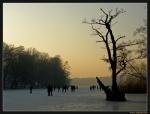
top-left (108, 9), bottom-right (113, 17)
top-left (106, 31), bottom-right (109, 42)
top-left (100, 8), bottom-right (108, 17)
top-left (111, 21), bottom-right (118, 27)
top-left (96, 40), bottom-right (105, 43)
top-left (116, 57), bottom-right (127, 76)
top-left (91, 24), bottom-right (106, 42)
top-left (108, 8), bottom-right (125, 24)
top-left (100, 8), bottom-right (108, 23)
top-left (116, 64), bottom-right (126, 76)
top-left (99, 19), bottom-right (105, 24)
top-left (116, 42), bottom-right (143, 50)
top-left (116, 36), bottom-right (125, 42)
top-left (84, 21), bottom-right (105, 25)
top-left (126, 56), bottom-right (144, 63)
top-left (126, 72), bottom-right (146, 80)
top-left (101, 58), bottom-right (110, 63)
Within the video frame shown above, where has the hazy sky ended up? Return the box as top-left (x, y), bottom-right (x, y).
top-left (3, 3), bottom-right (147, 78)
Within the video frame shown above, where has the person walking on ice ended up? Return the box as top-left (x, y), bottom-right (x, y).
top-left (47, 84), bottom-right (53, 96)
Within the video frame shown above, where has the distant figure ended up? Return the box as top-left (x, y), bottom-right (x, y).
top-left (47, 84), bottom-right (53, 96)
top-left (90, 85), bottom-right (96, 91)
top-left (30, 85), bottom-right (33, 94)
top-left (70, 85), bottom-right (76, 92)
top-left (62, 85), bottom-right (69, 92)
top-left (90, 86), bottom-right (92, 91)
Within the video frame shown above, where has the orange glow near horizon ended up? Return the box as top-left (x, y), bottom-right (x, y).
top-left (3, 3), bottom-right (147, 78)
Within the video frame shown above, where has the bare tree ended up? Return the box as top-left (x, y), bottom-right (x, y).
top-left (121, 19), bottom-right (147, 81)
top-left (83, 8), bottom-right (144, 101)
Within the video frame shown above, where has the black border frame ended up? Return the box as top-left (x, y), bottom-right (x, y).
top-left (1, 1), bottom-right (149, 114)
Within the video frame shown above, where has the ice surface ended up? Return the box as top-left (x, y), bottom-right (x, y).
top-left (3, 87), bottom-right (147, 111)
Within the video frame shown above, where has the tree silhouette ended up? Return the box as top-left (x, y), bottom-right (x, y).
top-left (118, 19), bottom-right (147, 93)
top-left (3, 43), bottom-right (71, 89)
top-left (83, 8), bottom-right (144, 101)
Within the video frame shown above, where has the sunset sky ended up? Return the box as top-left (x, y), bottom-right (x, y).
top-left (3, 3), bottom-right (147, 78)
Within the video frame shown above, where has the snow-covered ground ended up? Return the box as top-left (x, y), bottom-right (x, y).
top-left (3, 87), bottom-right (147, 111)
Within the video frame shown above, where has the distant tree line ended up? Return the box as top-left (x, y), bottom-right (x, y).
top-left (3, 42), bottom-right (71, 89)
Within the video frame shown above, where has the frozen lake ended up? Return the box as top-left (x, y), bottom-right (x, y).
top-left (3, 87), bottom-right (147, 111)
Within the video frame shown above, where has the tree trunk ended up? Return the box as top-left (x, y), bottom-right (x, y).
top-left (112, 70), bottom-right (118, 92)
top-left (96, 77), bottom-right (126, 101)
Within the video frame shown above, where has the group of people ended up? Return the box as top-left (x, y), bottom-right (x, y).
top-left (29, 84), bottom-right (104, 96)
top-left (90, 85), bottom-right (101, 91)
top-left (29, 84), bottom-right (78, 96)
top-left (47, 85), bottom-right (78, 96)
